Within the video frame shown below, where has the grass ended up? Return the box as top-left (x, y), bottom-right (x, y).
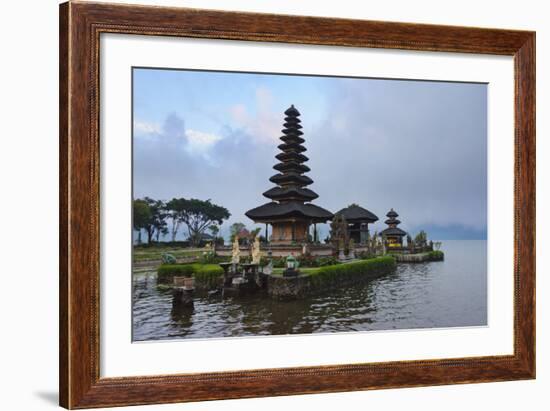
top-left (272, 256), bottom-right (396, 279)
top-left (427, 250), bottom-right (445, 260)
top-left (133, 246), bottom-right (204, 262)
top-left (157, 263), bottom-right (224, 289)
top-left (272, 266), bottom-right (322, 276)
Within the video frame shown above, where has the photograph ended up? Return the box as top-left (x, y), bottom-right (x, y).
top-left (131, 68), bottom-right (488, 341)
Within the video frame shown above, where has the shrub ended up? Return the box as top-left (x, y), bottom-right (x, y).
top-left (161, 253), bottom-right (177, 264)
top-left (259, 255), bottom-right (339, 268)
top-left (200, 250), bottom-right (217, 264)
top-left (194, 264), bottom-right (224, 289)
top-left (157, 264), bottom-right (196, 282)
top-left (428, 250), bottom-right (444, 261)
top-left (308, 256), bottom-right (396, 288)
top-left (357, 251), bottom-right (376, 260)
top-left (156, 263), bottom-right (224, 289)
top-left (311, 256), bottom-right (340, 267)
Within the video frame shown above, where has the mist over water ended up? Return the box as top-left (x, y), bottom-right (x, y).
top-left (132, 240), bottom-right (487, 341)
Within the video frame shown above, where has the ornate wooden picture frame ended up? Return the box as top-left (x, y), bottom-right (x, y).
top-left (59, 1), bottom-right (535, 408)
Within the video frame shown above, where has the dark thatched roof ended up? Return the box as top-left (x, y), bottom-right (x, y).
top-left (263, 186), bottom-right (318, 201)
top-left (386, 209), bottom-right (399, 218)
top-left (269, 173), bottom-right (313, 186)
top-left (384, 218), bottom-right (401, 225)
top-left (335, 204), bottom-right (378, 223)
top-left (380, 227), bottom-right (407, 237)
top-left (278, 142), bottom-right (307, 153)
top-left (285, 105), bottom-right (300, 116)
top-left (245, 202), bottom-right (333, 223)
top-left (273, 161), bottom-right (310, 173)
top-left (275, 151), bottom-right (309, 163)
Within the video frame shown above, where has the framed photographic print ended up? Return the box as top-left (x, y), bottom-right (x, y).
top-left (59, 1), bottom-right (535, 408)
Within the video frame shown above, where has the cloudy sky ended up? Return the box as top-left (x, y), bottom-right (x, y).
top-left (133, 68), bottom-right (487, 241)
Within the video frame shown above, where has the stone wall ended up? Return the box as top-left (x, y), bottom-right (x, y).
top-left (266, 256), bottom-right (396, 300)
top-left (393, 251), bottom-right (444, 263)
top-left (216, 244), bottom-right (334, 258)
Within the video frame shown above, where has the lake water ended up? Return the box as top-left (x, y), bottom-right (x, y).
top-left (132, 240), bottom-right (487, 341)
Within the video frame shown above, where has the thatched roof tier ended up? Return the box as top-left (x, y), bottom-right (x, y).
top-left (284, 105), bottom-right (301, 116)
top-left (245, 202), bottom-right (333, 223)
top-left (263, 186), bottom-right (319, 201)
top-left (380, 227), bottom-right (407, 237)
top-left (277, 142), bottom-right (307, 153)
top-left (386, 209), bottom-right (399, 218)
top-left (335, 204), bottom-right (379, 223)
top-left (275, 151), bottom-right (309, 163)
top-left (280, 135), bottom-right (305, 144)
top-left (273, 161), bottom-right (310, 173)
top-left (269, 173), bottom-right (313, 186)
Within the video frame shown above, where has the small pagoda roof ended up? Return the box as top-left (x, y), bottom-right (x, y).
top-left (273, 162), bottom-right (310, 173)
top-left (263, 186), bottom-right (319, 201)
top-left (384, 218), bottom-right (401, 225)
top-left (380, 227), bottom-right (407, 237)
top-left (275, 152), bottom-right (309, 163)
top-left (386, 209), bottom-right (399, 218)
top-left (335, 204), bottom-right (379, 223)
top-left (283, 121), bottom-right (302, 129)
top-left (277, 142), bottom-right (307, 153)
top-left (280, 135), bottom-right (305, 144)
top-left (282, 128), bottom-right (304, 136)
top-left (245, 201), bottom-right (333, 223)
top-left (269, 173), bottom-right (313, 186)
top-left (284, 105), bottom-right (300, 116)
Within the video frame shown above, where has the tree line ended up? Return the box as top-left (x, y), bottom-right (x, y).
top-left (133, 197), bottom-right (230, 246)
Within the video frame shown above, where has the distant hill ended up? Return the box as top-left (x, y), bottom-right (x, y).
top-left (406, 224), bottom-right (487, 240)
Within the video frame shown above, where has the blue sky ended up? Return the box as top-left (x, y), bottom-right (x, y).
top-left (133, 68), bottom-right (487, 241)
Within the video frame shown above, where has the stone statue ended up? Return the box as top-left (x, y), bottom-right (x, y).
top-left (231, 235), bottom-right (240, 264)
top-left (251, 236), bottom-right (261, 265)
top-left (263, 250), bottom-right (273, 275)
top-left (348, 238), bottom-right (355, 259)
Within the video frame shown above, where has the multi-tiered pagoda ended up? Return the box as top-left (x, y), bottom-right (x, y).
top-left (380, 208), bottom-right (407, 247)
top-left (245, 105), bottom-right (333, 244)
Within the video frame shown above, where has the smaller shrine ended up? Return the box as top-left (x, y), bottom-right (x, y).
top-left (380, 209), bottom-right (407, 248)
top-left (335, 204), bottom-right (378, 244)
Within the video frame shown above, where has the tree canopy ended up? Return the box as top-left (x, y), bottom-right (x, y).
top-left (177, 198), bottom-right (230, 246)
top-left (133, 199), bottom-right (152, 244)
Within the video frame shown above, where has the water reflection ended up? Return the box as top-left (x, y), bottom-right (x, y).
top-left (133, 240), bottom-right (487, 341)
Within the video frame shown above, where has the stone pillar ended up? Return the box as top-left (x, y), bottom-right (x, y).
top-left (313, 223), bottom-right (317, 242)
top-left (173, 287), bottom-right (194, 308)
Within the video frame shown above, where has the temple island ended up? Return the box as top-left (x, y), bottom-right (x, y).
top-left (159, 105), bottom-right (444, 303)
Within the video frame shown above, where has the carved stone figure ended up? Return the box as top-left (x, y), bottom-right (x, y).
top-left (231, 235), bottom-right (240, 264)
top-left (251, 236), bottom-right (261, 265)
top-left (348, 239), bottom-right (355, 259)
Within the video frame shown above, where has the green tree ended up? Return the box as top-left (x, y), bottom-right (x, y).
top-left (143, 197), bottom-right (167, 244)
top-left (251, 227), bottom-right (262, 238)
top-left (165, 198), bottom-right (185, 242)
top-left (133, 199), bottom-right (151, 244)
top-left (208, 224), bottom-right (220, 237)
top-left (178, 198), bottom-right (230, 246)
top-left (229, 222), bottom-right (246, 242)
top-left (414, 230), bottom-right (428, 247)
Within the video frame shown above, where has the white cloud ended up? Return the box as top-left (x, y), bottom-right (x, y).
top-left (133, 120), bottom-right (161, 135)
top-left (229, 86), bottom-right (281, 145)
top-left (185, 129), bottom-right (222, 154)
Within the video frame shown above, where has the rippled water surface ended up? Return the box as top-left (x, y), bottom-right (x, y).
top-left (133, 240), bottom-right (487, 341)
